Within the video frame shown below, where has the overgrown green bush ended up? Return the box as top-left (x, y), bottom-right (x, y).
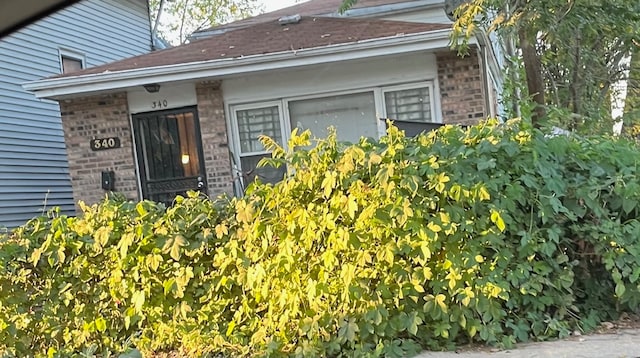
top-left (1, 119), bottom-right (640, 357)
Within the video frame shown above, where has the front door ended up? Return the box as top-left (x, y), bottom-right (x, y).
top-left (132, 106), bottom-right (207, 204)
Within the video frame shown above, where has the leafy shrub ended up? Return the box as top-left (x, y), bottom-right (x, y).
top-left (1, 119), bottom-right (640, 357)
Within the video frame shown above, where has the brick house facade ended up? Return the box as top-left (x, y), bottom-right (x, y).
top-left (52, 50), bottom-right (490, 206)
top-left (26, 1), bottom-right (502, 207)
top-left (194, 81), bottom-right (234, 197)
top-left (59, 83), bottom-right (236, 206)
top-left (60, 93), bottom-right (138, 206)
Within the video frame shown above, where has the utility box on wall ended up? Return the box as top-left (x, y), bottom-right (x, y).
top-left (101, 171), bottom-right (115, 191)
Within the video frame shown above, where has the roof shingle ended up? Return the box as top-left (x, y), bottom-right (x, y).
top-left (194, 0), bottom-right (413, 35)
top-left (60, 17), bottom-right (449, 77)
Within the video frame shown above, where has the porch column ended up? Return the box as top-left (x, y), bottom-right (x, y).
top-left (436, 47), bottom-right (487, 125)
top-left (195, 81), bottom-right (234, 198)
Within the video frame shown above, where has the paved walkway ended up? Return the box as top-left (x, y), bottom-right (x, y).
top-left (418, 329), bottom-right (640, 358)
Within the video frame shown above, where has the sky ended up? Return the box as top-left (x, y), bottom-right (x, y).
top-left (260, 0), bottom-right (309, 12)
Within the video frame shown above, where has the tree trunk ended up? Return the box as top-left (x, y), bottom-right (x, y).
top-left (152, 0), bottom-right (166, 37)
top-left (518, 28), bottom-right (545, 126)
top-left (622, 49), bottom-right (640, 134)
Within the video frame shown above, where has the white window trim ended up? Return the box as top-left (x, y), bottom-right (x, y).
top-left (58, 48), bottom-right (86, 73)
top-left (229, 100), bottom-right (287, 163)
top-left (229, 101), bottom-right (288, 193)
top-left (381, 81), bottom-right (440, 124)
top-left (284, 87), bottom-right (375, 104)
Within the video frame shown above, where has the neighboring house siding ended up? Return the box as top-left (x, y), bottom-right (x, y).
top-left (379, 8), bottom-right (452, 24)
top-left (0, 0), bottom-right (151, 228)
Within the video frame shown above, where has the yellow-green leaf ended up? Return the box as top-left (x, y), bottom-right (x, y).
top-left (95, 317), bottom-right (107, 332)
top-left (235, 200), bottom-right (255, 223)
top-left (170, 235), bottom-right (188, 261)
top-left (435, 294), bottom-right (448, 312)
top-left (226, 320), bottom-right (236, 337)
top-left (131, 291), bottom-right (145, 313)
top-left (147, 254), bottom-right (162, 272)
top-left (215, 223), bottom-right (228, 239)
top-left (490, 209), bottom-right (506, 232)
top-left (346, 196), bottom-right (358, 219)
top-left (321, 171), bottom-right (337, 198)
top-left (478, 186), bottom-right (491, 201)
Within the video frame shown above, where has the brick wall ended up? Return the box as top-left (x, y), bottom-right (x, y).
top-left (436, 48), bottom-right (487, 126)
top-left (195, 81), bottom-right (234, 197)
top-left (59, 92), bottom-right (138, 208)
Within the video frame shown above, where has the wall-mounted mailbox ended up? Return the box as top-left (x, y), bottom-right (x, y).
top-left (101, 171), bottom-right (115, 191)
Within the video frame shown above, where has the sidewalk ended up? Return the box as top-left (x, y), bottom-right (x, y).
top-left (418, 329), bottom-right (640, 358)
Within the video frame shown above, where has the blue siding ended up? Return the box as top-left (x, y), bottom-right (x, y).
top-left (0, 0), bottom-right (151, 228)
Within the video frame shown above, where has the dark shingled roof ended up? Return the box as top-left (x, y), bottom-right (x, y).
top-left (59, 17), bottom-right (450, 77)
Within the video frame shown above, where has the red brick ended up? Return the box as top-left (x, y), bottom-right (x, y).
top-left (59, 93), bottom-right (138, 210)
top-left (437, 48), bottom-right (487, 125)
top-left (195, 81), bottom-right (235, 198)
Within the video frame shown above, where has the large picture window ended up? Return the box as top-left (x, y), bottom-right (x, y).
top-left (288, 92), bottom-right (378, 143)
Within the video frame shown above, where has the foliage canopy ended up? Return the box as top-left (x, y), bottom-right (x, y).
top-left (149, 0), bottom-right (259, 44)
top-left (2, 121), bottom-right (640, 357)
top-left (450, 0), bottom-right (640, 131)
top-left (340, 0), bottom-right (640, 131)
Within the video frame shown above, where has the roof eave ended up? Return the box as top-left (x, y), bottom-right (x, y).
top-left (24, 29), bottom-right (456, 100)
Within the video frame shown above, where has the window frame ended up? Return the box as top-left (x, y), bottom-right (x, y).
top-left (230, 100), bottom-right (287, 157)
top-left (229, 101), bottom-right (288, 190)
top-left (381, 82), bottom-right (439, 124)
top-left (58, 48), bottom-right (86, 74)
top-left (226, 80), bottom-right (440, 190)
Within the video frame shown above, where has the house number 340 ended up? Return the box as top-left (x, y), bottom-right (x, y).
top-left (151, 100), bottom-right (168, 109)
top-left (90, 137), bottom-right (121, 151)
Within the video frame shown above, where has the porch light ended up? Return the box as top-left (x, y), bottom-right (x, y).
top-left (143, 83), bottom-right (161, 93)
top-left (181, 154), bottom-right (190, 164)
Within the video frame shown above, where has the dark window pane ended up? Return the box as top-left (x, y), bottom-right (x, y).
top-left (236, 106), bottom-right (281, 153)
top-left (385, 87), bottom-right (432, 123)
top-left (61, 56), bottom-right (83, 73)
top-left (240, 154), bottom-right (285, 186)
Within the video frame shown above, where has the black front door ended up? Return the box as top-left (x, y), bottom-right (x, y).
top-left (132, 107), bottom-right (207, 204)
